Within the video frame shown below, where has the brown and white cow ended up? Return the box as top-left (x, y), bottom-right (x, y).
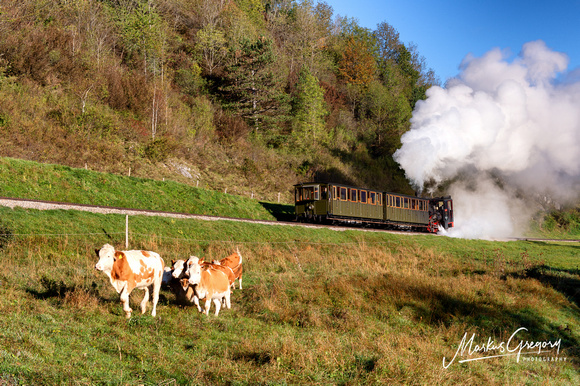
top-left (212, 248), bottom-right (243, 290)
top-left (187, 257), bottom-right (231, 316)
top-left (95, 243), bottom-right (165, 319)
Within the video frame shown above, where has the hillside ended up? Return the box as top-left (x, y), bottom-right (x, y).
top-left (0, 0), bottom-right (432, 199)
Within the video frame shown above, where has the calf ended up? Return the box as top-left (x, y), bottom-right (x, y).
top-left (95, 243), bottom-right (164, 319)
top-left (187, 257), bottom-right (231, 316)
top-left (212, 248), bottom-right (243, 290)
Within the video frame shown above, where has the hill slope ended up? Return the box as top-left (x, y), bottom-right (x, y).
top-left (0, 0), bottom-right (426, 199)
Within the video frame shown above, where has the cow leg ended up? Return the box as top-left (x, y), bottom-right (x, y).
top-left (238, 276), bottom-right (242, 290)
top-left (224, 291), bottom-right (231, 310)
top-left (193, 295), bottom-right (202, 313)
top-left (120, 288), bottom-right (132, 319)
top-left (213, 298), bottom-right (222, 316)
top-left (140, 287), bottom-right (150, 314)
top-left (151, 281), bottom-right (161, 317)
top-left (203, 299), bottom-right (212, 316)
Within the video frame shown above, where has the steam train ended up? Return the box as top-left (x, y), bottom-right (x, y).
top-left (294, 182), bottom-right (453, 233)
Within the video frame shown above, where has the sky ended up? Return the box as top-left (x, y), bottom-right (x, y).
top-left (327, 0), bottom-right (580, 84)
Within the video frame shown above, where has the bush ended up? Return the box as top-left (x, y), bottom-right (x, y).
top-left (143, 137), bottom-right (176, 162)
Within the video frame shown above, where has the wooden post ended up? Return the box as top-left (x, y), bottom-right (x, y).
top-left (125, 215), bottom-right (129, 249)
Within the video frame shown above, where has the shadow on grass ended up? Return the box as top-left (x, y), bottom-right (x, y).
top-left (26, 276), bottom-right (84, 299)
top-left (259, 201), bottom-right (295, 222)
top-left (382, 273), bottom-right (580, 363)
top-left (507, 265), bottom-right (580, 309)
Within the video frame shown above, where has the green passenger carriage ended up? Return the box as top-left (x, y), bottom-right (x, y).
top-left (294, 182), bottom-right (454, 233)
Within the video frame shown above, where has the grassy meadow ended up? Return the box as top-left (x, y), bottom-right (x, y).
top-left (0, 204), bottom-right (578, 385)
top-left (0, 157), bottom-right (291, 221)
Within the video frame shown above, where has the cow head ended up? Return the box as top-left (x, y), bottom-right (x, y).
top-left (171, 259), bottom-right (186, 279)
top-left (95, 243), bottom-right (117, 272)
top-left (187, 257), bottom-right (202, 286)
top-left (184, 256), bottom-right (201, 277)
top-left (180, 278), bottom-right (190, 292)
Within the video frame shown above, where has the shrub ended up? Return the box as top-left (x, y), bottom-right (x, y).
top-left (143, 137), bottom-right (176, 162)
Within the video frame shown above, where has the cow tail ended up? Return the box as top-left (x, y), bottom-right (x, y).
top-left (236, 247), bottom-right (243, 265)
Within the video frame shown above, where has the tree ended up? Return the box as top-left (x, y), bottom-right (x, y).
top-left (220, 36), bottom-right (287, 130)
top-left (114, 1), bottom-right (169, 138)
top-left (360, 81), bottom-right (412, 156)
top-left (338, 35), bottom-right (376, 87)
top-left (292, 66), bottom-right (328, 148)
top-left (196, 25), bottom-right (228, 75)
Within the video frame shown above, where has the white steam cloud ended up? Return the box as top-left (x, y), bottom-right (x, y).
top-left (394, 40), bottom-right (580, 239)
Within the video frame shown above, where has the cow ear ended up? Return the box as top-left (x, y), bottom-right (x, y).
top-left (95, 249), bottom-right (100, 258)
top-left (114, 251), bottom-right (124, 260)
top-left (171, 259), bottom-right (176, 265)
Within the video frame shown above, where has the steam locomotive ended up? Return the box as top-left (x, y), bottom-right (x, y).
top-left (294, 182), bottom-right (453, 233)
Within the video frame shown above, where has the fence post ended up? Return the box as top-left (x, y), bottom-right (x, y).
top-left (125, 215), bottom-right (129, 249)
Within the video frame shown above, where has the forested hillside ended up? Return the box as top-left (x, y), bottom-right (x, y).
top-left (0, 0), bottom-right (437, 201)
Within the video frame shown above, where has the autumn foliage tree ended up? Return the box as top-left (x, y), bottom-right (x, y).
top-left (338, 35), bottom-right (376, 87)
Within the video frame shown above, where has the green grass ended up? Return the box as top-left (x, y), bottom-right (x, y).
top-left (0, 156), bottom-right (294, 221)
top-left (0, 206), bottom-right (578, 384)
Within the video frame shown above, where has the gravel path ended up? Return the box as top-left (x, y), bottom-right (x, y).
top-left (0, 197), bottom-right (410, 234)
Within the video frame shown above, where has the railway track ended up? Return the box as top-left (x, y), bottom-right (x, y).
top-left (1, 197), bottom-right (577, 242)
top-left (0, 196), bottom-right (420, 235)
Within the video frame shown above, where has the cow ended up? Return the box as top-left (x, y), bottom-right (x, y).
top-left (187, 257), bottom-right (231, 316)
top-left (94, 243), bottom-right (164, 319)
top-left (167, 258), bottom-right (202, 310)
top-left (212, 248), bottom-right (243, 290)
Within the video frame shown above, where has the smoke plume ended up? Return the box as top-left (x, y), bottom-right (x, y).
top-left (394, 40), bottom-right (580, 239)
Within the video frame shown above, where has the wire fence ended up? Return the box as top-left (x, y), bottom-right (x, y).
top-left (0, 230), bottom-right (395, 246)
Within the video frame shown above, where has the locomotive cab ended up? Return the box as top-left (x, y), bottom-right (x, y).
top-left (428, 197), bottom-right (454, 232)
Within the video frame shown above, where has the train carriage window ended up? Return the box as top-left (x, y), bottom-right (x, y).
top-left (369, 192), bottom-right (376, 205)
top-left (404, 198), bottom-right (409, 208)
top-left (340, 187), bottom-right (348, 201)
top-left (360, 190), bottom-right (367, 203)
top-left (333, 186), bottom-right (338, 200)
top-left (378, 194), bottom-right (382, 206)
top-left (314, 186), bottom-right (320, 200)
top-left (321, 186), bottom-right (328, 199)
top-left (350, 188), bottom-right (358, 202)
top-left (395, 196), bottom-right (401, 208)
